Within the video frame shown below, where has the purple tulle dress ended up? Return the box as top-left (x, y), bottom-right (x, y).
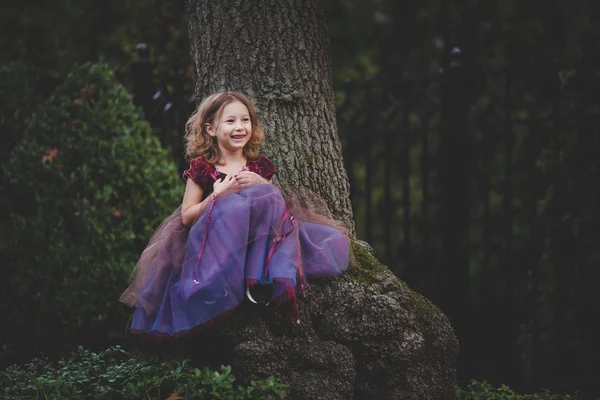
top-left (120, 156), bottom-right (350, 337)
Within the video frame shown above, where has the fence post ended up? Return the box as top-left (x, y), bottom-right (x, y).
top-left (439, 47), bottom-right (471, 370)
top-left (130, 43), bottom-right (156, 122)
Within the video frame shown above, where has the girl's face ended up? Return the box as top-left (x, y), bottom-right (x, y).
top-left (207, 100), bottom-right (252, 155)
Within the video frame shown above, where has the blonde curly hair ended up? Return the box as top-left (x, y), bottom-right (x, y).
top-left (184, 91), bottom-right (264, 164)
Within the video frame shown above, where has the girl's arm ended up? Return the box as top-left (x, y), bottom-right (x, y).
top-left (181, 179), bottom-right (208, 227)
top-left (181, 175), bottom-right (240, 226)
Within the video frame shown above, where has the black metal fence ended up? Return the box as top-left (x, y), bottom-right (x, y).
top-left (335, 50), bottom-right (567, 296)
top-left (335, 51), bottom-right (472, 298)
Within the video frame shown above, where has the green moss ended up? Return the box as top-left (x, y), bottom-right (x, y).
top-left (305, 155), bottom-right (315, 167)
top-left (345, 241), bottom-right (452, 362)
top-left (346, 241), bottom-right (441, 336)
top-left (347, 241), bottom-right (388, 283)
top-left (347, 241), bottom-right (439, 332)
top-left (407, 287), bottom-right (437, 330)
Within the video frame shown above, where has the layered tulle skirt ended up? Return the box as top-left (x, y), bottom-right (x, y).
top-left (120, 184), bottom-right (350, 336)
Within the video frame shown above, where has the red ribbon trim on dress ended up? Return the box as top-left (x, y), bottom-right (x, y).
top-left (191, 194), bottom-right (302, 325)
top-left (264, 209), bottom-right (295, 278)
top-left (193, 198), bottom-right (216, 285)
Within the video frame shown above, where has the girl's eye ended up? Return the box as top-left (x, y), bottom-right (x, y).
top-left (226, 119), bottom-right (234, 123)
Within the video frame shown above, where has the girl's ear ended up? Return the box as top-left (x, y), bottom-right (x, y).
top-left (205, 123), bottom-right (216, 137)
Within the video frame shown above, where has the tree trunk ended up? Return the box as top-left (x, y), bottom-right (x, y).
top-left (186, 0), bottom-right (354, 232)
top-left (185, 3), bottom-right (459, 399)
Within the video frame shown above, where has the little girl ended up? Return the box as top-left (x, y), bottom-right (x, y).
top-left (120, 91), bottom-right (350, 336)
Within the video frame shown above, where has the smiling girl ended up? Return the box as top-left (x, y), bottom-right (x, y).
top-left (120, 91), bottom-right (350, 336)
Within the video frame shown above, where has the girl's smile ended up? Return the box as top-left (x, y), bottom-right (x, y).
top-left (231, 133), bottom-right (247, 140)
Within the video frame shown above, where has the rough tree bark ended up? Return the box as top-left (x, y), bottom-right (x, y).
top-left (185, 1), bottom-right (458, 399)
top-left (186, 0), bottom-right (354, 231)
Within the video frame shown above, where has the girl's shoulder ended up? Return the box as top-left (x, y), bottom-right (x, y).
top-left (182, 156), bottom-right (217, 188)
top-left (188, 155), bottom-right (213, 171)
top-left (248, 155), bottom-right (277, 180)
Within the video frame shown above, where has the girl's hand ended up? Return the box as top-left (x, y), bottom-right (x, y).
top-left (213, 175), bottom-right (239, 196)
top-left (235, 171), bottom-right (269, 190)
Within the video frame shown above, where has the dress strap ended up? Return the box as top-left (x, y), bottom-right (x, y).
top-left (264, 209), bottom-right (295, 278)
top-left (193, 197), bottom-right (217, 285)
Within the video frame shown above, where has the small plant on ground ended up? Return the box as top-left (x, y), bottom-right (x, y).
top-left (456, 379), bottom-right (580, 400)
top-left (0, 346), bottom-right (287, 399)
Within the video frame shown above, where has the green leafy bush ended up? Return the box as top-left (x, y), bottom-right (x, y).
top-left (456, 380), bottom-right (580, 400)
top-left (0, 62), bottom-right (181, 363)
top-left (0, 62), bottom-right (60, 165)
top-left (0, 346), bottom-right (287, 399)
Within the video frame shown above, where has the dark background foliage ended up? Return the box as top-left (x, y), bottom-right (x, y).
top-left (1, 0), bottom-right (600, 398)
top-left (0, 63), bottom-right (181, 364)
